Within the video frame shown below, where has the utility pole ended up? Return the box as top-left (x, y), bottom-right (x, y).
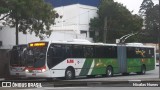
top-left (158, 0), bottom-right (160, 79)
top-left (103, 17), bottom-right (107, 43)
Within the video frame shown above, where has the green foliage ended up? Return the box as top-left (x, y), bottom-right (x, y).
top-left (0, 0), bottom-right (9, 15)
top-left (139, 0), bottom-right (159, 43)
top-left (89, 0), bottom-right (143, 43)
top-left (139, 0), bottom-right (154, 17)
top-left (144, 5), bottom-right (159, 43)
top-left (0, 0), bottom-right (56, 44)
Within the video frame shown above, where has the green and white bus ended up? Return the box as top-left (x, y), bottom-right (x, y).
top-left (24, 40), bottom-right (155, 79)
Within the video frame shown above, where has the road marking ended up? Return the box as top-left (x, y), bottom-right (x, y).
top-left (128, 80), bottom-right (141, 83)
top-left (41, 87), bottom-right (90, 90)
top-left (128, 80), bottom-right (142, 83)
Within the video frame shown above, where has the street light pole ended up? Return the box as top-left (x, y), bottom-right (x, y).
top-left (158, 0), bottom-right (160, 79)
top-left (103, 17), bottom-right (107, 43)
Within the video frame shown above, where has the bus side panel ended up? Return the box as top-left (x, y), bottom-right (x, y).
top-left (79, 58), bottom-right (93, 76)
top-left (127, 58), bottom-right (155, 73)
top-left (126, 47), bottom-right (155, 73)
top-left (50, 58), bottom-right (86, 77)
top-left (127, 58), bottom-right (141, 73)
top-left (90, 58), bottom-right (119, 75)
top-left (142, 58), bottom-right (155, 71)
top-left (50, 58), bottom-right (119, 77)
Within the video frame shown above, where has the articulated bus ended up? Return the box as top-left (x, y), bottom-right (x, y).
top-left (24, 40), bottom-right (155, 79)
top-left (9, 44), bottom-right (27, 77)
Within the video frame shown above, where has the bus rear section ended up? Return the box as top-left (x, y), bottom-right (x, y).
top-left (117, 44), bottom-right (155, 75)
top-left (9, 44), bottom-right (27, 77)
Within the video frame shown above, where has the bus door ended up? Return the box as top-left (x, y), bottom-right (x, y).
top-left (117, 44), bottom-right (127, 73)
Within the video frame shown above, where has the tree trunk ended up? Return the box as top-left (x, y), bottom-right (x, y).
top-left (15, 19), bottom-right (18, 45)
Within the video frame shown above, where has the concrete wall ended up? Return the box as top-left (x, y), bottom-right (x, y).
top-left (0, 49), bottom-right (10, 78)
top-left (53, 4), bottom-right (98, 34)
top-left (0, 26), bottom-right (40, 49)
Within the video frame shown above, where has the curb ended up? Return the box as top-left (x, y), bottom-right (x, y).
top-left (0, 78), bottom-right (5, 81)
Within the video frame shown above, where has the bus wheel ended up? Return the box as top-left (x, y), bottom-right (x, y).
top-left (137, 65), bottom-right (146, 75)
top-left (65, 68), bottom-right (75, 80)
top-left (106, 66), bottom-right (113, 77)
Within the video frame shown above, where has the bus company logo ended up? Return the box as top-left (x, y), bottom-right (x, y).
top-left (2, 82), bottom-right (11, 87)
top-left (136, 49), bottom-right (145, 57)
top-left (67, 59), bottom-right (74, 63)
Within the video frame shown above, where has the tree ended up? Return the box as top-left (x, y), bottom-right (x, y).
top-left (0, 0), bottom-right (9, 20)
top-left (0, 0), bottom-right (8, 13)
top-left (89, 0), bottom-right (143, 43)
top-left (0, 0), bottom-right (56, 45)
top-left (144, 4), bottom-right (159, 43)
top-left (138, 0), bottom-right (160, 43)
top-left (139, 0), bottom-right (154, 17)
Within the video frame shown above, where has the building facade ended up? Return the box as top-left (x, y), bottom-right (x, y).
top-left (0, 0), bottom-right (98, 49)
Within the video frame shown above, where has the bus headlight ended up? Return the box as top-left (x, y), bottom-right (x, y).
top-left (25, 69), bottom-right (29, 73)
top-left (42, 69), bottom-right (46, 72)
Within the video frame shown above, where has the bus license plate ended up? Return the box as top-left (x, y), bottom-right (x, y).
top-left (32, 74), bottom-right (36, 76)
top-left (16, 73), bottom-right (19, 76)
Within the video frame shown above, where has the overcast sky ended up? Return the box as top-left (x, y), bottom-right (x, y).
top-left (114, 0), bottom-right (159, 14)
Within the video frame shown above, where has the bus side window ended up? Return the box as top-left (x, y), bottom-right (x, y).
top-left (146, 48), bottom-right (154, 58)
top-left (64, 45), bottom-right (72, 58)
top-left (127, 47), bottom-right (135, 58)
top-left (95, 46), bottom-right (105, 58)
top-left (84, 46), bottom-right (94, 58)
top-left (47, 44), bottom-right (65, 69)
top-left (47, 45), bottom-right (55, 69)
top-left (107, 46), bottom-right (117, 58)
top-left (72, 45), bottom-right (84, 58)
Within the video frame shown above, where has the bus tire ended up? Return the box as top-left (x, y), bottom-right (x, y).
top-left (137, 65), bottom-right (146, 75)
top-left (106, 66), bottom-right (113, 77)
top-left (65, 67), bottom-right (75, 80)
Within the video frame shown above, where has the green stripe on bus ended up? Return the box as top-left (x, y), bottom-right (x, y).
top-left (91, 58), bottom-right (118, 75)
top-left (79, 59), bottom-right (93, 76)
top-left (127, 58), bottom-right (155, 72)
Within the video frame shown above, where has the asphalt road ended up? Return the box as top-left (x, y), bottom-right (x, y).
top-left (0, 87), bottom-right (160, 90)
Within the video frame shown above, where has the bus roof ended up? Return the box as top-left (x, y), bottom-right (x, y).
top-left (125, 43), bottom-right (155, 48)
top-left (31, 40), bottom-right (155, 48)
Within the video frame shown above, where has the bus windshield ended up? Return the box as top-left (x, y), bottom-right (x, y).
top-left (10, 45), bottom-right (27, 66)
top-left (25, 42), bottom-right (48, 68)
